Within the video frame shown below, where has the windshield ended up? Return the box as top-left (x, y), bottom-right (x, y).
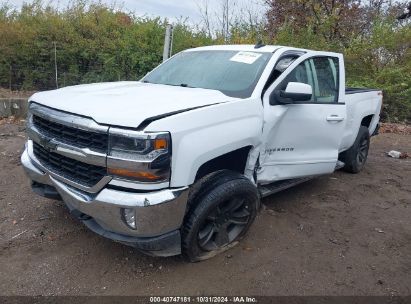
top-left (142, 50), bottom-right (272, 98)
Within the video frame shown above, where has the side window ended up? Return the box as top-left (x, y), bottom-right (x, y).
top-left (263, 55), bottom-right (298, 93)
top-left (311, 57), bottom-right (339, 103)
top-left (277, 59), bottom-right (315, 102)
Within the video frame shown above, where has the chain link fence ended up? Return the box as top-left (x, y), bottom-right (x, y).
top-left (0, 62), bottom-right (145, 92)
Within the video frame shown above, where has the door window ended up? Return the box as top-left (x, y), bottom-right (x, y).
top-left (277, 60), bottom-right (315, 102)
top-left (311, 57), bottom-right (339, 103)
top-left (275, 56), bottom-right (339, 103)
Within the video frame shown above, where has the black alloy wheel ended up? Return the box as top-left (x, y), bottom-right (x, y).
top-left (340, 126), bottom-right (371, 173)
top-left (197, 197), bottom-right (252, 251)
top-left (357, 136), bottom-right (370, 166)
top-left (182, 170), bottom-right (259, 262)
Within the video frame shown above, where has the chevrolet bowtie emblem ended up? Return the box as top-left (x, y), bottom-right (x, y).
top-left (40, 137), bottom-right (58, 152)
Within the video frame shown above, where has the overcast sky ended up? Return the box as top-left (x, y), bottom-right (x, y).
top-left (6, 0), bottom-right (266, 23)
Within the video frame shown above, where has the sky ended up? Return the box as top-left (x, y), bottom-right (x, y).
top-left (5, 0), bottom-right (265, 23)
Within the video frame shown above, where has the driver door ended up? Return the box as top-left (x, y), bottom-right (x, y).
top-left (258, 55), bottom-right (346, 184)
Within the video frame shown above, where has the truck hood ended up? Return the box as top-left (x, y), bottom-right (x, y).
top-left (30, 81), bottom-right (234, 128)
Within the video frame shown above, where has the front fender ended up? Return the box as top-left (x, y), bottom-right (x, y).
top-left (146, 98), bottom-right (263, 187)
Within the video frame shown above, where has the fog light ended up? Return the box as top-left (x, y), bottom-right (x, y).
top-left (122, 208), bottom-right (137, 230)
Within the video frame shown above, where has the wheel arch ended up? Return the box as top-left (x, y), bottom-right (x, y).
top-left (194, 146), bottom-right (253, 182)
top-left (361, 114), bottom-right (374, 128)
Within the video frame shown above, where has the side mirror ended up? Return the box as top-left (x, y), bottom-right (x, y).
top-left (270, 82), bottom-right (313, 105)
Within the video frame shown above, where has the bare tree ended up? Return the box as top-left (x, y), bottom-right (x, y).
top-left (196, 0), bottom-right (237, 41)
top-left (196, 0), bottom-right (213, 37)
top-left (214, 0), bottom-right (236, 42)
top-left (238, 0), bottom-right (267, 34)
top-left (196, 0), bottom-right (266, 42)
top-left (397, 2), bottom-right (411, 19)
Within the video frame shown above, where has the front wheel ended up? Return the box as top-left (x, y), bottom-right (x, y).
top-left (340, 126), bottom-right (370, 173)
top-left (182, 171), bottom-right (259, 262)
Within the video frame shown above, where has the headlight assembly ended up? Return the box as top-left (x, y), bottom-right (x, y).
top-left (107, 128), bottom-right (171, 183)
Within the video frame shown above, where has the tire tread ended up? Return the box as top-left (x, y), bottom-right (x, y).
top-left (182, 170), bottom-right (259, 262)
top-left (340, 126), bottom-right (370, 174)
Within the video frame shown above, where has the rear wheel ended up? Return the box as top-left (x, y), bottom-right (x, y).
top-left (340, 126), bottom-right (370, 173)
top-left (182, 171), bottom-right (259, 262)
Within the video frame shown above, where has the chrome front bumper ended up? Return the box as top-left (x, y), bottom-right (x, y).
top-left (21, 143), bottom-right (189, 256)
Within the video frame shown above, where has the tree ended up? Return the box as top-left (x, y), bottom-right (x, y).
top-left (265, 0), bottom-right (374, 45)
top-left (397, 2), bottom-right (411, 19)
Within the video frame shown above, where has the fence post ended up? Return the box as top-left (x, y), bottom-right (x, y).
top-left (163, 24), bottom-right (174, 62)
top-left (53, 41), bottom-right (58, 89)
top-left (9, 65), bottom-right (12, 92)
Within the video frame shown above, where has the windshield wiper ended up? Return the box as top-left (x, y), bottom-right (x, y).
top-left (169, 83), bottom-right (195, 88)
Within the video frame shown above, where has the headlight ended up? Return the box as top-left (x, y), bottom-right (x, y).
top-left (107, 128), bottom-right (171, 183)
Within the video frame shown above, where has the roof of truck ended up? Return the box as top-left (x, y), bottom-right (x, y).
top-left (186, 44), bottom-right (285, 53)
top-left (185, 45), bottom-right (343, 58)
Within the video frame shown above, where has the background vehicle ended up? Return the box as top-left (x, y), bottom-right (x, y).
top-left (21, 45), bottom-right (382, 261)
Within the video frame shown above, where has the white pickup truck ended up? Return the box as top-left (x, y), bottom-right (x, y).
top-left (21, 45), bottom-right (382, 261)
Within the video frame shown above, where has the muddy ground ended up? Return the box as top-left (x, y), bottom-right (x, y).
top-left (0, 122), bottom-right (410, 296)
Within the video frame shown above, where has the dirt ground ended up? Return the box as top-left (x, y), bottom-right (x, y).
top-left (0, 122), bottom-right (410, 296)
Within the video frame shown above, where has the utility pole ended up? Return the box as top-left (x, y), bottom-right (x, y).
top-left (53, 41), bottom-right (58, 89)
top-left (163, 24), bottom-right (174, 62)
top-left (9, 65), bottom-right (12, 92)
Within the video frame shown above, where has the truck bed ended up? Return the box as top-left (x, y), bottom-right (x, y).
top-left (339, 88), bottom-right (382, 153)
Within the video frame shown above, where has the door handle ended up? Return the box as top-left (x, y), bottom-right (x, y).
top-left (326, 115), bottom-right (344, 122)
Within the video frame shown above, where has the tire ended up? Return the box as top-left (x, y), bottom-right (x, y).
top-left (182, 170), bottom-right (259, 262)
top-left (340, 126), bottom-right (370, 173)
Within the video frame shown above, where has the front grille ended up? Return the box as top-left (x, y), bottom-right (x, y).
top-left (33, 142), bottom-right (106, 187)
top-left (32, 115), bottom-right (108, 153)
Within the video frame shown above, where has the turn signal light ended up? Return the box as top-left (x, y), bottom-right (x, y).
top-left (154, 138), bottom-right (168, 150)
top-left (108, 168), bottom-right (162, 182)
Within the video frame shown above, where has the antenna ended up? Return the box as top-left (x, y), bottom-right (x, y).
top-left (254, 40), bottom-right (265, 49)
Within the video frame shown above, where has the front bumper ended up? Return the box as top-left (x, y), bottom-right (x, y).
top-left (21, 143), bottom-right (189, 257)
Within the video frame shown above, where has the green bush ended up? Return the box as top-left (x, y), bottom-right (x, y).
top-left (0, 1), bottom-right (211, 90)
top-left (0, 0), bottom-right (409, 122)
